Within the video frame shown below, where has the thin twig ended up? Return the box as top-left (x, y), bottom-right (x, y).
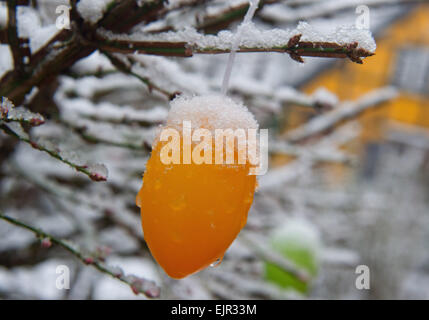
top-left (196, 0), bottom-right (279, 34)
top-left (102, 51), bottom-right (177, 100)
top-left (59, 118), bottom-right (151, 152)
top-left (1, 97), bottom-right (45, 126)
top-left (0, 212), bottom-right (160, 298)
top-left (96, 35), bottom-right (374, 64)
top-left (0, 122), bottom-right (108, 181)
top-left (8, 162), bottom-right (150, 252)
top-left (283, 87), bottom-right (398, 143)
top-left (0, 116), bottom-right (44, 126)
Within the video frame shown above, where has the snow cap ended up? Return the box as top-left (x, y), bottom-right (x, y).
top-left (166, 94), bottom-right (259, 132)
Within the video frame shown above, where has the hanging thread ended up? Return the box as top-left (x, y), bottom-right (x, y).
top-left (221, 0), bottom-right (260, 96)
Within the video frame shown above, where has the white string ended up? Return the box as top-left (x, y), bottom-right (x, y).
top-left (221, 0), bottom-right (260, 96)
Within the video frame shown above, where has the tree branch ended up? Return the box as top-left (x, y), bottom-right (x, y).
top-left (102, 51), bottom-right (178, 100)
top-left (0, 212), bottom-right (160, 298)
top-left (0, 0), bottom-right (168, 105)
top-left (96, 33), bottom-right (374, 63)
top-left (284, 87), bottom-right (398, 143)
top-left (1, 96), bottom-right (45, 126)
top-left (196, 0), bottom-right (279, 34)
top-left (59, 118), bottom-right (152, 152)
top-left (99, 0), bottom-right (167, 33)
top-left (0, 122), bottom-right (108, 181)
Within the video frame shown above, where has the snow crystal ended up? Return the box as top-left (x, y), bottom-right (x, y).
top-left (77, 0), bottom-right (111, 24)
top-left (167, 95), bottom-right (258, 131)
top-left (99, 20), bottom-right (376, 53)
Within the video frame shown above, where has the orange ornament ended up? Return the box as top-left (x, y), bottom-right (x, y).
top-left (136, 95), bottom-right (259, 279)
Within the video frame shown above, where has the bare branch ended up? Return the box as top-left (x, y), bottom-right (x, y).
top-left (102, 51), bottom-right (178, 100)
top-left (0, 122), bottom-right (108, 181)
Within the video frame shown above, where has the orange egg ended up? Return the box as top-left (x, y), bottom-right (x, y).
top-left (136, 95), bottom-right (259, 279)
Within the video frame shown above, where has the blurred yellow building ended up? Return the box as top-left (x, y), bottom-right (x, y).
top-left (283, 3), bottom-right (429, 183)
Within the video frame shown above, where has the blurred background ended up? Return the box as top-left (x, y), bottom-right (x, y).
top-left (0, 0), bottom-right (428, 299)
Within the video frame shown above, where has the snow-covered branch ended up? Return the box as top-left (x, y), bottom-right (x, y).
top-left (240, 233), bottom-right (310, 283)
top-left (2, 0), bottom-right (420, 300)
top-left (269, 140), bottom-right (356, 164)
top-left (60, 118), bottom-right (152, 152)
top-left (0, 0), bottom-right (169, 104)
top-left (97, 22), bottom-right (376, 64)
top-left (0, 121), bottom-right (108, 182)
top-left (284, 87), bottom-right (398, 143)
top-left (1, 96), bottom-right (45, 126)
top-left (0, 212), bottom-right (160, 298)
top-left (102, 51), bottom-right (178, 100)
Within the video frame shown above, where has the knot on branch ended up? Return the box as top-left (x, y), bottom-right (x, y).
top-left (285, 37), bottom-right (374, 64)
